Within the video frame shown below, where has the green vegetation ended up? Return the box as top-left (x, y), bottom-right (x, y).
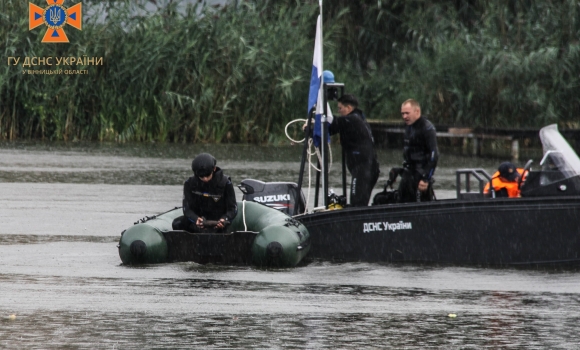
top-left (1, 0), bottom-right (579, 143)
top-left (332, 0), bottom-right (580, 129)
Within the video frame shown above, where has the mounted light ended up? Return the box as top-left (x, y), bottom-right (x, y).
top-left (324, 82), bottom-right (345, 101)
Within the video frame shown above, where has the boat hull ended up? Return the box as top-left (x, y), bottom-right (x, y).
top-left (296, 196), bottom-right (580, 266)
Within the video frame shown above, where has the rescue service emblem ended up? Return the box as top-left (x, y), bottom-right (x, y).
top-left (29, 0), bottom-right (83, 43)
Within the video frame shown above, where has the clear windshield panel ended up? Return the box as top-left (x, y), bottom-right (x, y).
top-left (539, 124), bottom-right (580, 179)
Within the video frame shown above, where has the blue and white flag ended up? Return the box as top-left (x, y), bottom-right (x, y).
top-left (307, 15), bottom-right (326, 148)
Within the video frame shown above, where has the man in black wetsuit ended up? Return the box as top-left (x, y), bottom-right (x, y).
top-left (398, 99), bottom-right (439, 203)
top-left (172, 153), bottom-right (237, 233)
top-left (329, 94), bottom-right (380, 206)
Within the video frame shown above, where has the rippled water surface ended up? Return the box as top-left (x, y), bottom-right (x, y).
top-left (1, 141), bottom-right (578, 349)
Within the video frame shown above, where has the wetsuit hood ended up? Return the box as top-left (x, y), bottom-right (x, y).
top-left (191, 153), bottom-right (216, 178)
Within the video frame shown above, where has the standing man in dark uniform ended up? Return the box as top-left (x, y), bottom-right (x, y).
top-left (329, 94), bottom-right (380, 206)
top-left (172, 153), bottom-right (237, 233)
top-left (399, 99), bottom-right (439, 202)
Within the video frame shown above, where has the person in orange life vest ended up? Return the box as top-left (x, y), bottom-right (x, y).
top-left (484, 162), bottom-right (526, 198)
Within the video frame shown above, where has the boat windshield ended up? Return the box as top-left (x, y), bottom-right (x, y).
top-left (539, 124), bottom-right (580, 179)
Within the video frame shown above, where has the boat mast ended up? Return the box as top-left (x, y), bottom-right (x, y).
top-left (297, 1), bottom-right (328, 211)
top-left (319, 0), bottom-right (330, 207)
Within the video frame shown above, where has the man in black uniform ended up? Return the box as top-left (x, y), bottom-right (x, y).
top-left (398, 99), bottom-right (439, 203)
top-left (329, 94), bottom-right (380, 206)
top-left (172, 153), bottom-right (237, 233)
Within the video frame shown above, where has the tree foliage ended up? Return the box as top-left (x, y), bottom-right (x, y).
top-left (328, 0), bottom-right (580, 128)
top-left (1, 0), bottom-right (579, 143)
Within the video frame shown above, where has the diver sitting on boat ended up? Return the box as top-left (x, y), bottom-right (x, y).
top-left (398, 99), bottom-right (439, 203)
top-left (484, 162), bottom-right (525, 198)
top-left (172, 153), bottom-right (238, 233)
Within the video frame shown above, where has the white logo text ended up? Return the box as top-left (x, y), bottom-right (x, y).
top-left (363, 221), bottom-right (412, 233)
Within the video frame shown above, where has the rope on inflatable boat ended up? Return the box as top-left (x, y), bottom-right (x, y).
top-left (242, 200), bottom-right (247, 231)
top-left (285, 118), bottom-right (333, 212)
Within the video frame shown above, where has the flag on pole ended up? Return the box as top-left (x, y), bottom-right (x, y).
top-left (307, 15), bottom-right (326, 148)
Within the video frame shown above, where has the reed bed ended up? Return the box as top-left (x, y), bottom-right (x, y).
top-left (330, 0), bottom-right (580, 129)
top-left (1, 0), bottom-right (579, 143)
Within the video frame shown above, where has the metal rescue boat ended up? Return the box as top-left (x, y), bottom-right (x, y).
top-left (298, 124), bottom-right (580, 266)
top-left (240, 124), bottom-right (580, 266)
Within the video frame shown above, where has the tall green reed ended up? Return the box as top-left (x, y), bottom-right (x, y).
top-left (325, 0), bottom-right (580, 128)
top-left (1, 0), bottom-right (579, 144)
top-left (1, 0), bottom-right (331, 142)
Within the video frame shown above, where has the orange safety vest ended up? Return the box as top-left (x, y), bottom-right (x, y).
top-left (484, 168), bottom-right (525, 198)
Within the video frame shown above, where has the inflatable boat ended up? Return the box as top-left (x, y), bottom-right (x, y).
top-left (118, 200), bottom-right (310, 267)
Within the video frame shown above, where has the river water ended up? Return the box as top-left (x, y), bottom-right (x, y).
top-left (1, 141), bottom-right (579, 349)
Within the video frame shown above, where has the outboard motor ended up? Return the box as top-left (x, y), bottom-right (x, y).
top-left (238, 179), bottom-right (306, 216)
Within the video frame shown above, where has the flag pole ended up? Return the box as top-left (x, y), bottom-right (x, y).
top-left (302, 3), bottom-right (325, 210)
top-left (319, 0), bottom-right (329, 207)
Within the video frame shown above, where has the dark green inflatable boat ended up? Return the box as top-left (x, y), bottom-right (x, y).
top-left (118, 201), bottom-right (310, 267)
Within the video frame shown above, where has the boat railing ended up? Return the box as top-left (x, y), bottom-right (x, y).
top-left (456, 168), bottom-right (493, 200)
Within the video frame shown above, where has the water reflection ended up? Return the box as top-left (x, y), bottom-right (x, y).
top-left (1, 273), bottom-right (579, 348)
top-left (0, 234), bottom-right (117, 245)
